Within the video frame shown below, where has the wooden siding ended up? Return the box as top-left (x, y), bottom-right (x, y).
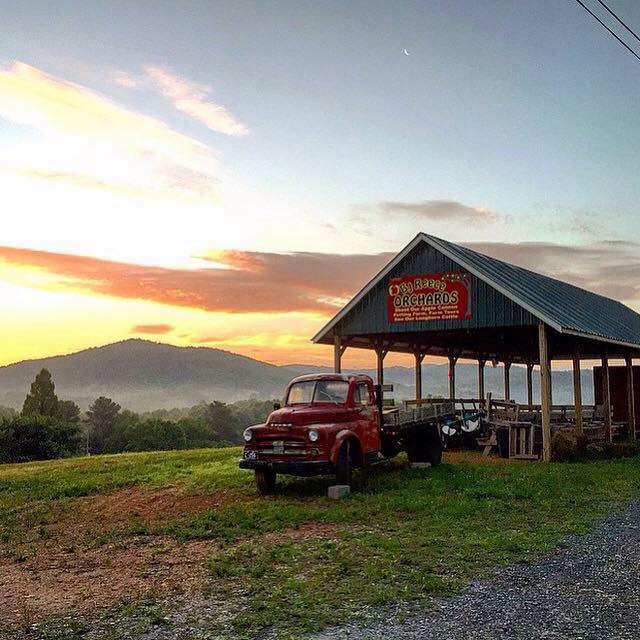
top-left (336, 242), bottom-right (538, 337)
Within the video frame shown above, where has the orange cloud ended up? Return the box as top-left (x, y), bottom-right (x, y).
top-left (0, 246), bottom-right (392, 314)
top-left (3, 241), bottom-right (634, 322)
top-left (131, 324), bottom-right (174, 335)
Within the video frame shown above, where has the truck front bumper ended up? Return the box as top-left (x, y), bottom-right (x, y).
top-left (239, 458), bottom-right (334, 476)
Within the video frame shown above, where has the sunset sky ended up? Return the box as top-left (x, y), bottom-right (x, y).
top-left (1, 1), bottom-right (639, 368)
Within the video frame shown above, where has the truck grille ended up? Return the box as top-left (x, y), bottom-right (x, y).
top-left (251, 440), bottom-right (312, 457)
top-left (253, 434), bottom-right (307, 445)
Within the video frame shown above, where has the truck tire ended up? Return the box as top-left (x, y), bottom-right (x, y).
top-left (255, 468), bottom-right (276, 494)
top-left (381, 437), bottom-right (399, 459)
top-left (335, 440), bottom-right (352, 486)
top-left (407, 426), bottom-right (442, 466)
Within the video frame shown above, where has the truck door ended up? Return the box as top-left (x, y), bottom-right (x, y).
top-left (354, 381), bottom-right (381, 454)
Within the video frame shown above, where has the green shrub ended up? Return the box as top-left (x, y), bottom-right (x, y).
top-left (0, 414), bottom-right (83, 463)
top-left (123, 419), bottom-right (187, 452)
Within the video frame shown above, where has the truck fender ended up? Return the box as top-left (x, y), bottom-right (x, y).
top-left (330, 430), bottom-right (363, 466)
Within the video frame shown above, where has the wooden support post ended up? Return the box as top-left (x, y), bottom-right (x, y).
top-left (333, 335), bottom-right (347, 374)
top-left (626, 354), bottom-right (636, 441)
top-left (573, 351), bottom-right (583, 434)
top-left (538, 323), bottom-right (552, 462)
top-left (503, 361), bottom-right (511, 401)
top-left (526, 362), bottom-right (534, 406)
top-left (448, 354), bottom-right (458, 400)
top-left (601, 353), bottom-right (612, 442)
top-left (376, 346), bottom-right (388, 386)
top-left (478, 359), bottom-right (486, 402)
top-left (414, 352), bottom-right (426, 407)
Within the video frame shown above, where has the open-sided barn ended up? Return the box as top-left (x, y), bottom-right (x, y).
top-left (313, 233), bottom-right (640, 461)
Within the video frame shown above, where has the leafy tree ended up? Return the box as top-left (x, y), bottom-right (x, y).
top-left (231, 398), bottom-right (275, 428)
top-left (0, 406), bottom-right (17, 421)
top-left (104, 409), bottom-right (140, 453)
top-left (0, 414), bottom-right (82, 463)
top-left (22, 369), bottom-right (60, 418)
top-left (178, 417), bottom-right (217, 449)
top-left (59, 400), bottom-right (81, 424)
top-left (123, 419), bottom-right (186, 452)
top-left (87, 396), bottom-right (121, 453)
top-left (203, 401), bottom-right (239, 443)
top-left (186, 402), bottom-right (209, 422)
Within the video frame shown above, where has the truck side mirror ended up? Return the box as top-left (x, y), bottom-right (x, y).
top-left (273, 401), bottom-right (281, 411)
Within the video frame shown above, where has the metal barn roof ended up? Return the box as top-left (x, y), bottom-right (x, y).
top-left (313, 233), bottom-right (640, 351)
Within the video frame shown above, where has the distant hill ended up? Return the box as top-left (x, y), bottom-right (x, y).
top-left (0, 339), bottom-right (295, 411)
top-left (0, 339), bottom-right (595, 411)
top-left (283, 363), bottom-right (595, 406)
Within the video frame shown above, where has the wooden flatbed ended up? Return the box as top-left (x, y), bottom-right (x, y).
top-left (382, 401), bottom-right (456, 430)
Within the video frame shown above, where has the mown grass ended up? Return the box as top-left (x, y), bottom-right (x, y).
top-left (2, 449), bottom-right (640, 638)
top-left (0, 447), bottom-right (248, 546)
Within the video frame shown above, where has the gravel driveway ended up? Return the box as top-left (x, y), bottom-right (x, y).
top-left (313, 500), bottom-right (640, 640)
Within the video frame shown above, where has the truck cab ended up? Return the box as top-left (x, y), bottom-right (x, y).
top-left (239, 374), bottom-right (381, 492)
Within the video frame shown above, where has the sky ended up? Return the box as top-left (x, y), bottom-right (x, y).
top-left (1, 0), bottom-right (639, 368)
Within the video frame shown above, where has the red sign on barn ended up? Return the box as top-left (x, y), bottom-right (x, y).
top-left (387, 272), bottom-right (472, 323)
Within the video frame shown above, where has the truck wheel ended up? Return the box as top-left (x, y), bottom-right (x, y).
top-left (381, 437), bottom-right (399, 459)
top-left (255, 469), bottom-right (276, 494)
top-left (335, 440), bottom-right (352, 486)
top-left (407, 427), bottom-right (442, 466)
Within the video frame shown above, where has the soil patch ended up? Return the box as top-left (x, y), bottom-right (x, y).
top-left (0, 536), bottom-right (215, 629)
top-left (61, 486), bottom-right (242, 528)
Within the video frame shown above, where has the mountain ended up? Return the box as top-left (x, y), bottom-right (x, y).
top-left (0, 339), bottom-right (595, 411)
top-left (0, 339), bottom-right (295, 411)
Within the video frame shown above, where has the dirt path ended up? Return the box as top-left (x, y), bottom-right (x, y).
top-left (313, 500), bottom-right (640, 640)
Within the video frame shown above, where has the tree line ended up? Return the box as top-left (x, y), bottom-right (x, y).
top-left (0, 368), bottom-right (274, 463)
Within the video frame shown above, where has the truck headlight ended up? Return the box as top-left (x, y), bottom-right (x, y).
top-left (308, 429), bottom-right (319, 442)
top-left (243, 428), bottom-right (253, 442)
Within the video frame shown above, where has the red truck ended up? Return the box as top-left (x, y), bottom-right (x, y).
top-left (239, 373), bottom-right (454, 493)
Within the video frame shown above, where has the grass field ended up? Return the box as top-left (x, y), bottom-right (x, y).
top-left (2, 448), bottom-right (640, 639)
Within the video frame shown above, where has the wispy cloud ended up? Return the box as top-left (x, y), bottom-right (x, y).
top-left (1, 240), bottom-right (637, 318)
top-left (144, 66), bottom-right (249, 137)
top-left (348, 199), bottom-right (499, 238)
top-left (0, 246), bottom-right (393, 314)
top-left (131, 324), bottom-right (174, 335)
top-left (379, 199), bottom-right (497, 222)
top-left (0, 61), bottom-right (218, 199)
top-left (110, 70), bottom-right (139, 88)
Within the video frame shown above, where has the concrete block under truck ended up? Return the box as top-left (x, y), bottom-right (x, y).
top-left (239, 373), bottom-right (455, 493)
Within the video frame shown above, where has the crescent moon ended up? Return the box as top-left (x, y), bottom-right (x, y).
top-left (403, 48), bottom-right (410, 56)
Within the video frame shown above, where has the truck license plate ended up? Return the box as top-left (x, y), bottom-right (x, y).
top-left (244, 449), bottom-right (258, 460)
top-left (273, 441), bottom-right (284, 454)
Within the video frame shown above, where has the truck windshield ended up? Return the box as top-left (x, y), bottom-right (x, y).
top-left (286, 380), bottom-right (349, 405)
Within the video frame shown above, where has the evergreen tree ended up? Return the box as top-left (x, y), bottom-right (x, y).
top-left (59, 400), bottom-right (81, 423)
top-left (22, 369), bottom-right (60, 417)
top-left (87, 396), bottom-right (121, 453)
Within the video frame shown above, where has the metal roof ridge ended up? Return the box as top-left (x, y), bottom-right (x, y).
top-left (312, 232), bottom-right (640, 350)
top-left (426, 233), bottom-right (630, 310)
top-left (418, 233), bottom-right (563, 332)
top-left (423, 233), bottom-right (640, 346)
